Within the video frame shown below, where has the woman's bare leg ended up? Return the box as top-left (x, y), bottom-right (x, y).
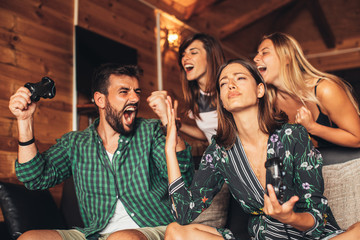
top-left (331, 222), bottom-right (360, 240)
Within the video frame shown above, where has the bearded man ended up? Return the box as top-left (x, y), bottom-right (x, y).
top-left (9, 64), bottom-right (193, 240)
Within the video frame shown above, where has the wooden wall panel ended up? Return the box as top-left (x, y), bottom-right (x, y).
top-left (0, 151), bottom-right (17, 179)
top-left (302, 37), bottom-right (360, 72)
top-left (0, 0), bottom-right (209, 223)
top-left (309, 51), bottom-right (360, 72)
top-left (0, 0), bottom-right (73, 35)
top-left (0, 0), bottom-right (74, 214)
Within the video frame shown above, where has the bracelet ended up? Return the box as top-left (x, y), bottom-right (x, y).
top-left (18, 137), bottom-right (35, 146)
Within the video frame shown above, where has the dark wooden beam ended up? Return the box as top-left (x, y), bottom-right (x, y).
top-left (140, 0), bottom-right (187, 21)
top-left (271, 0), bottom-right (307, 33)
top-left (306, 0), bottom-right (336, 48)
top-left (183, 0), bottom-right (221, 21)
top-left (218, 0), bottom-right (293, 39)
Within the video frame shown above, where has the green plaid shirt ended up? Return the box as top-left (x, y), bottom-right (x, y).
top-left (15, 118), bottom-right (194, 238)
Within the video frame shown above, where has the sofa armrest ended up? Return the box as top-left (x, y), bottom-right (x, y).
top-left (320, 147), bottom-right (360, 230)
top-left (0, 221), bottom-right (11, 240)
top-left (0, 182), bottom-right (65, 239)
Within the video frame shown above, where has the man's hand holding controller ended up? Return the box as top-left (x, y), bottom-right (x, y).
top-left (9, 77), bottom-right (56, 163)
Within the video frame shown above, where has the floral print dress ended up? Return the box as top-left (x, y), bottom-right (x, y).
top-left (168, 123), bottom-right (344, 239)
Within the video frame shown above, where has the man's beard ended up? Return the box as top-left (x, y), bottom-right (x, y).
top-left (104, 98), bottom-right (137, 135)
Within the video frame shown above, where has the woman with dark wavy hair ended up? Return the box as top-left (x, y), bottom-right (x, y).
top-left (148, 33), bottom-right (225, 143)
top-left (163, 59), bottom-right (360, 239)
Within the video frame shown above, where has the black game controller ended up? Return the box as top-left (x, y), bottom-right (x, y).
top-left (265, 157), bottom-right (286, 203)
top-left (25, 77), bottom-right (56, 102)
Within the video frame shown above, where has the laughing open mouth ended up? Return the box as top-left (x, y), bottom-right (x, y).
top-left (257, 65), bottom-right (267, 74)
top-left (184, 64), bottom-right (194, 72)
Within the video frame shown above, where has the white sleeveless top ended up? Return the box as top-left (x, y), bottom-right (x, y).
top-left (188, 89), bottom-right (218, 143)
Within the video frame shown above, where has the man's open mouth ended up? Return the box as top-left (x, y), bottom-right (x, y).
top-left (123, 105), bottom-right (137, 126)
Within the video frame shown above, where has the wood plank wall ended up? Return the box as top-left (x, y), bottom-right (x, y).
top-left (0, 0), bottom-right (74, 221)
top-left (0, 0), bottom-right (177, 221)
top-left (0, 0), bottom-right (74, 176)
top-left (0, 0), bottom-right (210, 223)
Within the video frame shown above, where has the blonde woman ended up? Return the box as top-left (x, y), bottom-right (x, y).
top-left (254, 32), bottom-right (360, 148)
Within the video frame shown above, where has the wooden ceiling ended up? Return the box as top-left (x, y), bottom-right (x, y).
top-left (141, 0), bottom-right (360, 71)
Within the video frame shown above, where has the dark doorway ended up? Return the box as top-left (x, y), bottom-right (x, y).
top-left (75, 26), bottom-right (137, 129)
top-left (76, 26), bottom-right (137, 101)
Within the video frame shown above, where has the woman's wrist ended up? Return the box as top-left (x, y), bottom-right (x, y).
top-left (282, 211), bottom-right (297, 225)
top-left (165, 150), bottom-right (177, 159)
top-left (305, 122), bottom-right (319, 135)
top-left (285, 212), bottom-right (314, 231)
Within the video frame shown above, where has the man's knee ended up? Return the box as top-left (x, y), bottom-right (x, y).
top-left (17, 230), bottom-right (35, 240)
top-left (18, 230), bottom-right (62, 240)
top-left (107, 229), bottom-right (147, 240)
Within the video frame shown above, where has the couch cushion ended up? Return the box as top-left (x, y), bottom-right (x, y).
top-left (0, 182), bottom-right (65, 239)
top-left (322, 157), bottom-right (360, 229)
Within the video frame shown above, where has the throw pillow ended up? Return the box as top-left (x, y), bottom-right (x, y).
top-left (322, 158), bottom-right (360, 230)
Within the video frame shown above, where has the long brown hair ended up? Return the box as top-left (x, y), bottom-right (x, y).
top-left (215, 59), bottom-right (288, 148)
top-left (178, 33), bottom-right (225, 118)
top-left (262, 32), bottom-right (360, 115)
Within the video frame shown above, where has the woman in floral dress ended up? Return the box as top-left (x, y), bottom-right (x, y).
top-left (163, 58), bottom-right (360, 239)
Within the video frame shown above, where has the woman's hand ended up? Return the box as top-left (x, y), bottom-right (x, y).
top-left (263, 184), bottom-right (299, 224)
top-left (165, 96), bottom-right (178, 154)
top-left (263, 184), bottom-right (315, 231)
top-left (165, 96), bottom-right (183, 183)
top-left (295, 106), bottom-right (316, 133)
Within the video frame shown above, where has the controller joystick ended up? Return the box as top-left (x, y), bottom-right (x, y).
top-left (265, 157), bottom-right (285, 203)
top-left (25, 77), bottom-right (56, 102)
